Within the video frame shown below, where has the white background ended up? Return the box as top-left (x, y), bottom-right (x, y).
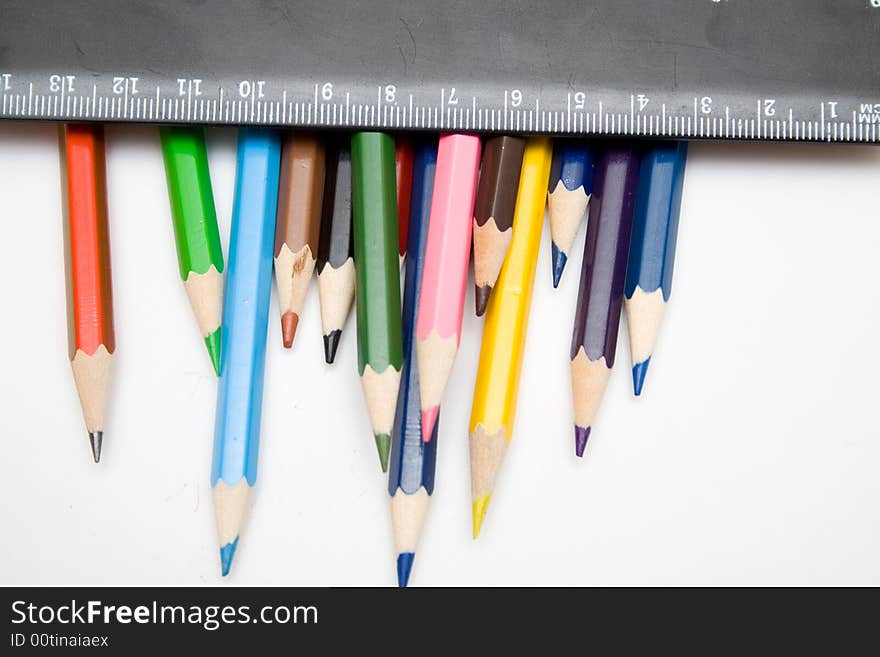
top-left (1, 120), bottom-right (878, 586)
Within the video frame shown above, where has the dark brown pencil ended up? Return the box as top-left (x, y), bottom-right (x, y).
top-left (472, 136), bottom-right (525, 316)
top-left (274, 132), bottom-right (325, 348)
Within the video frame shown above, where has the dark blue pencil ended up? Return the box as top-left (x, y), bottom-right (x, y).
top-left (624, 142), bottom-right (688, 396)
top-left (547, 140), bottom-right (596, 287)
top-left (388, 143), bottom-right (439, 588)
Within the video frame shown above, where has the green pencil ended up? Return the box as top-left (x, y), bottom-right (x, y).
top-left (351, 132), bottom-right (403, 472)
top-left (160, 126), bottom-right (224, 375)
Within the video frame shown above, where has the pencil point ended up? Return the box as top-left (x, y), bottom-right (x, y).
top-left (574, 425), bottom-right (591, 457)
top-left (472, 494), bottom-right (492, 539)
top-left (374, 433), bottom-right (391, 472)
top-left (551, 243), bottom-right (567, 288)
top-left (397, 552), bottom-right (415, 588)
top-left (420, 407), bottom-right (439, 443)
top-left (205, 327), bottom-right (222, 376)
top-left (281, 311), bottom-right (298, 349)
top-left (219, 536), bottom-right (239, 577)
top-left (323, 330), bottom-right (342, 364)
top-left (88, 431), bottom-right (103, 463)
top-left (475, 285), bottom-right (492, 316)
top-left (632, 357), bottom-right (651, 396)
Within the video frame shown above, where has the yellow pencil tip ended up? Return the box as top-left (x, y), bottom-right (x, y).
top-left (472, 494), bottom-right (492, 539)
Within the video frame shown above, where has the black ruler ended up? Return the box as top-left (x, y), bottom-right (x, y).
top-left (1, 0), bottom-right (878, 142)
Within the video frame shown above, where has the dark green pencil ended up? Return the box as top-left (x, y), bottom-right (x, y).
top-left (351, 132), bottom-right (403, 472)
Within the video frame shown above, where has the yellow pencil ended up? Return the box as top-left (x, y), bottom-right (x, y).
top-left (469, 137), bottom-right (552, 539)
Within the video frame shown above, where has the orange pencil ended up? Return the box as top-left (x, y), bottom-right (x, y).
top-left (60, 124), bottom-right (115, 463)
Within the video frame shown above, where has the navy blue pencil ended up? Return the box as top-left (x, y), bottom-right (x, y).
top-left (388, 143), bottom-right (439, 588)
top-left (624, 142), bottom-right (688, 395)
top-left (547, 140), bottom-right (596, 287)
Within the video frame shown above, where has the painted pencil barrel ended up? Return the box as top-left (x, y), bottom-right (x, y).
top-left (395, 137), bottom-right (415, 260)
top-left (316, 138), bottom-right (354, 364)
top-left (416, 133), bottom-right (481, 440)
top-left (570, 144), bottom-right (640, 455)
top-left (159, 125), bottom-right (224, 374)
top-left (211, 128), bottom-right (282, 575)
top-left (388, 143), bottom-right (439, 587)
top-left (472, 135), bottom-right (525, 315)
top-left (548, 140), bottom-right (596, 287)
top-left (351, 132), bottom-right (403, 472)
top-left (469, 137), bottom-right (552, 538)
top-left (624, 142), bottom-right (688, 395)
top-left (61, 123), bottom-right (115, 462)
top-left (274, 132), bottom-right (325, 348)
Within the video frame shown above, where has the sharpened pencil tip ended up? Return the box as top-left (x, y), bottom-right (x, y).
top-left (205, 327), bottom-right (222, 376)
top-left (219, 537), bottom-right (239, 577)
top-left (281, 312), bottom-right (298, 349)
top-left (397, 552), bottom-right (415, 588)
top-left (632, 358), bottom-right (651, 396)
top-left (574, 425), bottom-right (591, 457)
top-left (472, 494), bottom-right (492, 539)
top-left (551, 243), bottom-right (567, 288)
top-left (475, 285), bottom-right (491, 316)
top-left (420, 407), bottom-right (439, 443)
top-left (88, 431), bottom-right (103, 463)
top-left (374, 433), bottom-right (391, 473)
top-left (323, 330), bottom-right (342, 364)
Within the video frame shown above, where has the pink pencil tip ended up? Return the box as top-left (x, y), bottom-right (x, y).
top-left (420, 407), bottom-right (439, 443)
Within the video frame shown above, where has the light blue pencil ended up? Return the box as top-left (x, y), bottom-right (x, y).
top-left (211, 128), bottom-right (282, 577)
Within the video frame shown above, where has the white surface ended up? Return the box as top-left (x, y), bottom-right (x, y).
top-left (1, 121), bottom-right (878, 586)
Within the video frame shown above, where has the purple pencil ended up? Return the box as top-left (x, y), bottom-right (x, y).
top-left (570, 144), bottom-right (640, 457)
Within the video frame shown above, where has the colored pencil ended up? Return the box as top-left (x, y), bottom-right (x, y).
top-left (316, 139), bottom-right (354, 364)
top-left (159, 126), bottom-right (224, 375)
top-left (416, 134), bottom-right (481, 441)
top-left (624, 142), bottom-right (688, 395)
top-left (60, 124), bottom-right (115, 463)
top-left (395, 137), bottom-right (415, 263)
top-left (470, 137), bottom-right (552, 538)
top-left (472, 135), bottom-right (525, 316)
top-left (351, 132), bottom-right (403, 472)
top-left (211, 128), bottom-right (281, 577)
top-left (274, 132), bottom-right (325, 348)
top-left (548, 140), bottom-right (596, 287)
top-left (570, 144), bottom-right (640, 457)
top-left (388, 143), bottom-right (438, 588)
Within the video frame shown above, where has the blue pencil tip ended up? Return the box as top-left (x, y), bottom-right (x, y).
top-left (632, 357), bottom-right (651, 396)
top-left (397, 552), bottom-right (415, 588)
top-left (551, 243), bottom-right (567, 288)
top-left (219, 537), bottom-right (239, 577)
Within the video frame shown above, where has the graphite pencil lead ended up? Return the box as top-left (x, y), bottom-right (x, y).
top-left (323, 330), bottom-right (342, 364)
top-left (88, 430), bottom-right (103, 463)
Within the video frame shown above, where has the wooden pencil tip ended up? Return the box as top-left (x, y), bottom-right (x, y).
top-left (396, 552), bottom-right (415, 588)
top-left (374, 433), bottom-right (391, 473)
top-left (219, 536), bottom-right (239, 577)
top-left (574, 425), bottom-right (591, 457)
top-left (281, 312), bottom-right (299, 349)
top-left (88, 430), bottom-right (103, 463)
top-left (474, 285), bottom-right (492, 316)
top-left (551, 242), bottom-right (567, 288)
top-left (323, 330), bottom-right (342, 364)
top-left (632, 358), bottom-right (651, 396)
top-left (205, 327), bottom-right (222, 376)
top-left (472, 494), bottom-right (492, 539)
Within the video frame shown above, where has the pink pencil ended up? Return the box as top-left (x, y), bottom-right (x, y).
top-left (416, 133), bottom-right (482, 439)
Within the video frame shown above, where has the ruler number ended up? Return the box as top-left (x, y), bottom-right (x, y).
top-left (321, 82), bottom-right (333, 100)
top-left (763, 99), bottom-right (776, 116)
top-left (384, 85), bottom-right (396, 103)
top-left (700, 97), bottom-right (712, 114)
top-left (49, 74), bottom-right (75, 93)
top-left (574, 92), bottom-right (586, 110)
top-left (446, 87), bottom-right (458, 105)
top-left (510, 89), bottom-right (522, 107)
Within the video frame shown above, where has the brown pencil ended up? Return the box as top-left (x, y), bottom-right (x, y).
top-left (472, 136), bottom-right (525, 316)
top-left (274, 132), bottom-right (326, 348)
